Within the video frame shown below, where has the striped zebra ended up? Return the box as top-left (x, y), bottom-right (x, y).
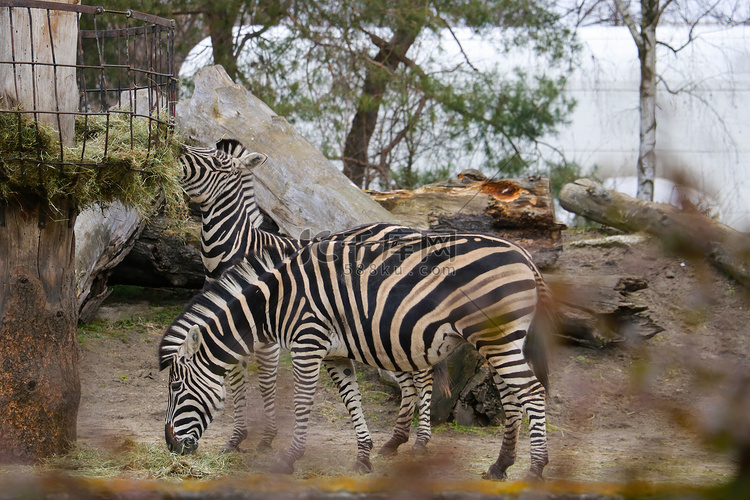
top-left (159, 232), bottom-right (553, 480)
top-left (177, 141), bottom-right (439, 457)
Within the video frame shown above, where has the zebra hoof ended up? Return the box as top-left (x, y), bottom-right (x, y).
top-left (411, 440), bottom-right (428, 455)
top-left (256, 440), bottom-right (273, 453)
top-left (270, 459), bottom-right (294, 475)
top-left (377, 443), bottom-right (399, 457)
top-left (524, 470), bottom-right (545, 482)
top-left (220, 444), bottom-right (241, 454)
top-left (482, 463), bottom-right (508, 481)
top-left (352, 457), bottom-right (373, 474)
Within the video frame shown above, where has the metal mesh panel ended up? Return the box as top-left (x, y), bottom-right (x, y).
top-left (0, 0), bottom-right (176, 167)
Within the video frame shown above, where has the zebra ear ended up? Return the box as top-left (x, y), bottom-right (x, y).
top-left (178, 326), bottom-right (202, 362)
top-left (242, 152), bottom-right (267, 170)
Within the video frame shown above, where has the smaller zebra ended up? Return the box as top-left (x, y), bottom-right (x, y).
top-left (160, 233), bottom-right (553, 479)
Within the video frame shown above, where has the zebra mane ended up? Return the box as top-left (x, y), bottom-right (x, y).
top-left (216, 139), bottom-right (267, 170)
top-left (226, 250), bottom-right (277, 287)
top-left (158, 250), bottom-right (279, 371)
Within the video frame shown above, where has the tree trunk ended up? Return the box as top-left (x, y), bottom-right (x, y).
top-left (613, 0), bottom-right (660, 202)
top-left (559, 178), bottom-right (750, 288)
top-left (0, 198), bottom-right (80, 463)
top-left (342, 29), bottom-right (418, 189)
top-left (204, 7), bottom-right (240, 82)
top-left (0, 0), bottom-right (81, 462)
top-left (637, 20), bottom-right (657, 201)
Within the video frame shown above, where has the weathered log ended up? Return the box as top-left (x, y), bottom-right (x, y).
top-left (109, 211), bottom-right (205, 290)
top-left (175, 65), bottom-right (401, 237)
top-left (559, 178), bottom-right (750, 288)
top-left (369, 175), bottom-right (562, 268)
top-left (545, 273), bottom-right (663, 348)
top-left (75, 203), bottom-right (146, 322)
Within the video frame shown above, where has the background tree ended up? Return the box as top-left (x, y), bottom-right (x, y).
top-left (180, 0), bottom-right (578, 189)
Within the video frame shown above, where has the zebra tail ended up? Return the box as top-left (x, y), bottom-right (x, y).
top-left (525, 280), bottom-right (557, 395)
top-left (433, 360), bottom-right (452, 398)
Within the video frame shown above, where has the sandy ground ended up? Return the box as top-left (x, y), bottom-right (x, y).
top-left (75, 230), bottom-right (748, 486)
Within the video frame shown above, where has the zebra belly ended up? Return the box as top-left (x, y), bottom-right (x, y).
top-left (326, 323), bottom-right (465, 372)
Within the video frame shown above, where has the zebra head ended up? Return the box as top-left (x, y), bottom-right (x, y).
top-left (162, 325), bottom-right (226, 454)
top-left (178, 141), bottom-right (267, 206)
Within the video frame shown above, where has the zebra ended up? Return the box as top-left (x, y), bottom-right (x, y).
top-left (159, 232), bottom-right (554, 480)
top-left (177, 141), bottom-right (441, 457)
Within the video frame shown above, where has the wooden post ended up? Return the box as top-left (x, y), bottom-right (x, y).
top-left (0, 198), bottom-right (80, 463)
top-left (0, 0), bottom-right (79, 145)
top-left (0, 0), bottom-right (81, 463)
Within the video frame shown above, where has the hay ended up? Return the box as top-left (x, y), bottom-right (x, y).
top-left (41, 440), bottom-right (248, 480)
top-left (0, 110), bottom-right (186, 221)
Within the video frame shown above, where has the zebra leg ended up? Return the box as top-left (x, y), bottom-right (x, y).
top-left (482, 375), bottom-right (521, 480)
top-left (411, 368), bottom-right (434, 453)
top-left (521, 381), bottom-right (548, 480)
top-left (221, 360), bottom-right (249, 453)
top-left (377, 371), bottom-right (416, 456)
top-left (254, 342), bottom-right (280, 452)
top-left (271, 346), bottom-right (325, 475)
top-left (325, 359), bottom-right (374, 473)
top-left (482, 353), bottom-right (548, 481)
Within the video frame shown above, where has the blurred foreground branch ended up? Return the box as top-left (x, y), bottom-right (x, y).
top-left (559, 179), bottom-right (750, 288)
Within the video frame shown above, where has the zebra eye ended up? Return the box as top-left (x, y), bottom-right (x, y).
top-left (171, 381), bottom-right (183, 392)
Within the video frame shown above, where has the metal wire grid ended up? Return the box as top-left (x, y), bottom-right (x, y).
top-left (0, 0), bottom-right (176, 167)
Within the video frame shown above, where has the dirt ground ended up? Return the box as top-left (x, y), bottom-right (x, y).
top-left (75, 229), bottom-right (749, 486)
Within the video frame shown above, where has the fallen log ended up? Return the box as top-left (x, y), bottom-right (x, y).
top-left (369, 174), bottom-right (562, 268)
top-left (75, 203), bottom-right (146, 322)
top-left (559, 178), bottom-right (750, 288)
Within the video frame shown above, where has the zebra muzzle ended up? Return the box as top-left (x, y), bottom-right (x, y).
top-left (165, 424), bottom-right (198, 454)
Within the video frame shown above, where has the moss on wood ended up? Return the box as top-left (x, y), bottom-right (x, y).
top-left (0, 110), bottom-right (185, 220)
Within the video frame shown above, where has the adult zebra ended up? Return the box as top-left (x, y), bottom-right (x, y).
top-left (177, 141), bottom-right (440, 457)
top-left (159, 232), bottom-right (554, 480)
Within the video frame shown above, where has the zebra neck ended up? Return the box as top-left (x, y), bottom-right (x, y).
top-left (198, 187), bottom-right (263, 277)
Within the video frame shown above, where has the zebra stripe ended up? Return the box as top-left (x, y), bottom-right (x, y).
top-left (160, 233), bottom-right (553, 480)
top-left (177, 141), bottom-right (437, 457)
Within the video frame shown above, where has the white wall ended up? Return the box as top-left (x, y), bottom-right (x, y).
top-left (555, 26), bottom-right (750, 231)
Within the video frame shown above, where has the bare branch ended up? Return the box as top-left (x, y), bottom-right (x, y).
top-left (656, 0), bottom-right (677, 22)
top-left (435, 16), bottom-right (480, 73)
top-left (378, 95), bottom-right (428, 166)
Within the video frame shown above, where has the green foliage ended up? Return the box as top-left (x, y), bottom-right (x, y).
top-left (179, 0), bottom-right (579, 190)
top-left (0, 111), bottom-right (185, 220)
